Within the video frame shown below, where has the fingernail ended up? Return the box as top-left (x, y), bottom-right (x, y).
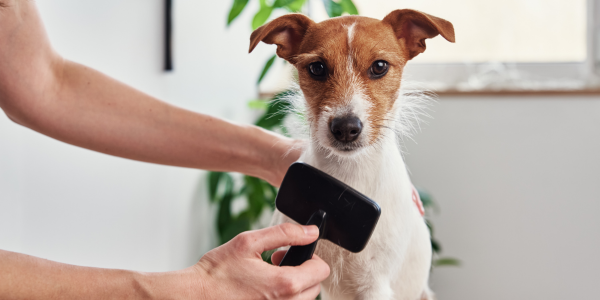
top-left (304, 225), bottom-right (319, 236)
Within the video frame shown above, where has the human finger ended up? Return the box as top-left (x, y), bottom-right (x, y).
top-left (271, 250), bottom-right (287, 266)
top-left (277, 254), bottom-right (330, 292)
top-left (237, 223), bottom-right (318, 254)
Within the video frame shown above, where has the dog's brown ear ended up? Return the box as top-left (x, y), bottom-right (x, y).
top-left (249, 13), bottom-right (315, 61)
top-left (383, 9), bottom-right (455, 60)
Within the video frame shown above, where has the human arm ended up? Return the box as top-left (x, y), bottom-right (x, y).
top-left (0, 0), bottom-right (301, 187)
top-left (0, 223), bottom-right (329, 300)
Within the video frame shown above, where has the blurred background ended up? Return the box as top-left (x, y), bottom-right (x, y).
top-left (1, 0), bottom-right (599, 299)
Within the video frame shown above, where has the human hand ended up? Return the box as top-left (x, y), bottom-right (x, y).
top-left (174, 223), bottom-right (330, 300)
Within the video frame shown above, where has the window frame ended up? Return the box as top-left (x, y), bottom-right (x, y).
top-left (402, 0), bottom-right (600, 94)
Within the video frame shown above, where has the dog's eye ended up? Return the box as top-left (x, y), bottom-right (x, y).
top-left (370, 60), bottom-right (389, 78)
top-left (308, 62), bottom-right (327, 80)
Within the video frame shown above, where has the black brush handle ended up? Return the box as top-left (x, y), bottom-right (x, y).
top-left (279, 210), bottom-right (327, 267)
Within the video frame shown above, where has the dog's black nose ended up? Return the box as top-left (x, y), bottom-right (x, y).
top-left (330, 116), bottom-right (363, 143)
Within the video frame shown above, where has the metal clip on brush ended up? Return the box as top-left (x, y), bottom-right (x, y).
top-left (279, 209), bottom-right (327, 267)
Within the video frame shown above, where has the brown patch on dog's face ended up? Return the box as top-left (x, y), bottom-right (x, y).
top-left (249, 10), bottom-right (454, 155)
top-left (292, 17), bottom-right (408, 152)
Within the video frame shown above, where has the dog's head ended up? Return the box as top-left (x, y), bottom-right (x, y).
top-left (249, 10), bottom-right (454, 157)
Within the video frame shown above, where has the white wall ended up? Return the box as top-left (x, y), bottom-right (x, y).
top-left (1, 1), bottom-right (599, 299)
top-left (404, 96), bottom-right (600, 300)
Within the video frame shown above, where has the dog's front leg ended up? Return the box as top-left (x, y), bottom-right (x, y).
top-left (350, 246), bottom-right (401, 300)
top-left (355, 275), bottom-right (395, 300)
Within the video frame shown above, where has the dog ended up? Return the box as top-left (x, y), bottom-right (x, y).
top-left (249, 9), bottom-right (454, 300)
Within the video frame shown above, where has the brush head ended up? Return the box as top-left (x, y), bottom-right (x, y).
top-left (276, 162), bottom-right (381, 253)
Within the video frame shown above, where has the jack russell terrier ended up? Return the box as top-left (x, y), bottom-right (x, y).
top-left (249, 9), bottom-right (455, 300)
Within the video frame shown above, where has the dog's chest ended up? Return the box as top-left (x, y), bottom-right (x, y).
top-left (312, 174), bottom-right (418, 269)
top-left (298, 147), bottom-right (424, 278)
top-left (290, 147), bottom-right (430, 294)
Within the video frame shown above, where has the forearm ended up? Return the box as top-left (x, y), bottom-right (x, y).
top-left (24, 60), bottom-right (294, 183)
top-left (0, 249), bottom-right (190, 300)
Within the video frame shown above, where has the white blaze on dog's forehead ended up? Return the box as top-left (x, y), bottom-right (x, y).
top-left (346, 24), bottom-right (372, 119)
top-left (347, 22), bottom-right (356, 48)
top-left (346, 22), bottom-right (356, 73)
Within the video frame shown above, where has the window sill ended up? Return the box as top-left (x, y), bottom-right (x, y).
top-left (434, 88), bottom-right (600, 97)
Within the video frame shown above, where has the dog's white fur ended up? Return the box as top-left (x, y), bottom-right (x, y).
top-left (273, 76), bottom-right (434, 300)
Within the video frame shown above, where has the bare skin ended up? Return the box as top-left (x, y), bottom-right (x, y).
top-left (0, 1), bottom-right (326, 299)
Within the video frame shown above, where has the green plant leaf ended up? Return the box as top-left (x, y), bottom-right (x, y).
top-left (208, 171), bottom-right (235, 204)
top-left (252, 5), bottom-right (274, 30)
top-left (280, 126), bottom-right (290, 137)
top-left (417, 188), bottom-right (433, 207)
top-left (236, 185), bottom-right (248, 198)
top-left (255, 90), bottom-right (295, 129)
top-left (227, 0), bottom-right (250, 25)
top-left (340, 0), bottom-right (358, 15)
top-left (248, 99), bottom-right (270, 110)
top-left (257, 55), bottom-right (277, 85)
top-left (425, 219), bottom-right (434, 236)
top-left (431, 238), bottom-right (441, 253)
top-left (321, 0), bottom-right (343, 17)
top-left (284, 0), bottom-right (306, 12)
top-left (273, 0), bottom-right (296, 8)
top-left (217, 191), bottom-right (233, 234)
top-left (417, 188), bottom-right (439, 213)
top-left (264, 181), bottom-right (278, 208)
top-left (223, 174), bottom-right (235, 197)
top-left (244, 176), bottom-right (266, 221)
top-left (208, 172), bottom-right (224, 202)
top-left (433, 257), bottom-right (461, 267)
top-left (216, 174), bottom-right (236, 232)
top-left (261, 249), bottom-right (276, 264)
top-left (220, 213), bottom-right (252, 244)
